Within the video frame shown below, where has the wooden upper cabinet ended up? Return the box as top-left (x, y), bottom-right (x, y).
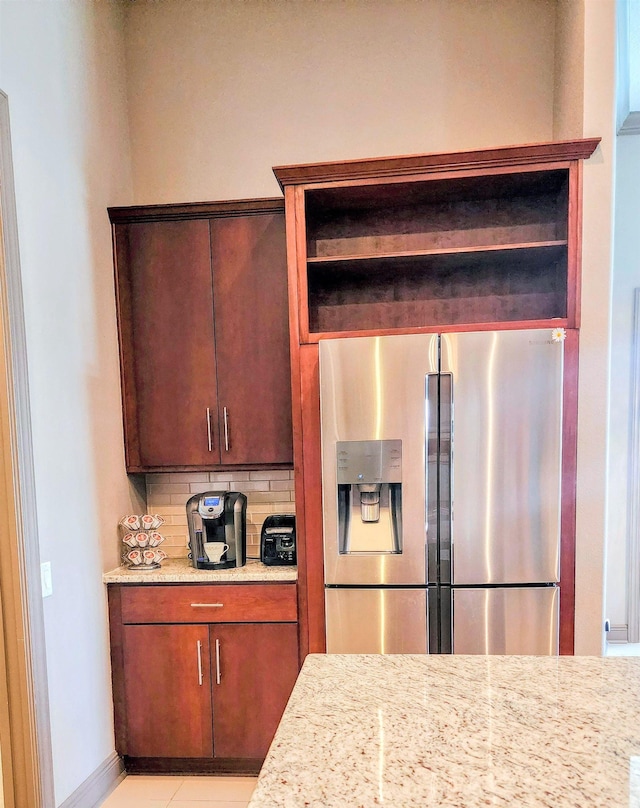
top-left (211, 214), bottom-right (292, 465)
top-left (115, 219), bottom-right (220, 468)
top-left (110, 199), bottom-right (293, 472)
top-left (273, 139), bottom-right (601, 342)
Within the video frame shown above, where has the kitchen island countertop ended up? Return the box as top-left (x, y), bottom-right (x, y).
top-left (103, 556), bottom-right (297, 584)
top-left (249, 653), bottom-right (640, 807)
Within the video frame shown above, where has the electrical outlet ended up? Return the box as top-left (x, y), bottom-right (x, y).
top-left (41, 561), bottom-right (53, 598)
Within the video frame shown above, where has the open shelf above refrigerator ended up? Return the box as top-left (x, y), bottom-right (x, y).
top-left (273, 139), bottom-right (600, 341)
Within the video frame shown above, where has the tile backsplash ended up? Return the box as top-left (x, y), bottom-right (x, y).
top-left (145, 470), bottom-right (295, 560)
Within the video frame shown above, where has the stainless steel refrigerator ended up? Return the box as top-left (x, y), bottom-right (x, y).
top-left (319, 330), bottom-right (563, 655)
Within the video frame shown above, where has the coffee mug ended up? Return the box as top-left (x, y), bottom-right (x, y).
top-left (204, 542), bottom-right (229, 563)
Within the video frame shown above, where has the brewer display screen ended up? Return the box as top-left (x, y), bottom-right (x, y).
top-left (203, 496), bottom-right (220, 506)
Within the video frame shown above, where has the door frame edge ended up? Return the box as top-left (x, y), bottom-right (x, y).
top-left (0, 88), bottom-right (55, 808)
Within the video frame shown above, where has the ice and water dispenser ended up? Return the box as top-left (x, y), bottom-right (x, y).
top-left (336, 439), bottom-right (402, 554)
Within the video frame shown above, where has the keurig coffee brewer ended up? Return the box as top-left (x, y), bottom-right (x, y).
top-left (186, 491), bottom-right (247, 570)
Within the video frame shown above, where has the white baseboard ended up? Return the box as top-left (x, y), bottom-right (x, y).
top-left (607, 624), bottom-right (629, 643)
top-left (57, 751), bottom-right (124, 808)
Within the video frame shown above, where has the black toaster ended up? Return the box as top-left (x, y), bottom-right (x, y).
top-left (260, 514), bottom-right (296, 566)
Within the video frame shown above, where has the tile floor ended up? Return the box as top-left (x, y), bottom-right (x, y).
top-left (98, 775), bottom-right (258, 808)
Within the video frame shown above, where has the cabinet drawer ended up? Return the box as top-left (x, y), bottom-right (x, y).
top-left (119, 583), bottom-right (297, 624)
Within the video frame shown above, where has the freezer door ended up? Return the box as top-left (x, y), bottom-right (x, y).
top-left (325, 588), bottom-right (428, 654)
top-left (320, 335), bottom-right (437, 585)
top-left (452, 586), bottom-right (559, 655)
top-left (441, 330), bottom-right (563, 585)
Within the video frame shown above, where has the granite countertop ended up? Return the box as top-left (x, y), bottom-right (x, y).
top-left (102, 556), bottom-right (297, 584)
top-left (249, 654), bottom-right (640, 807)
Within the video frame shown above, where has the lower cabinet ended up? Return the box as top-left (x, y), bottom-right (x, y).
top-left (122, 623), bottom-right (214, 759)
top-left (211, 623), bottom-right (299, 759)
top-left (108, 582), bottom-right (300, 771)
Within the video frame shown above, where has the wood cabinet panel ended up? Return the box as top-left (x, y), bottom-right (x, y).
top-left (211, 623), bottom-right (299, 759)
top-left (110, 199), bottom-right (293, 471)
top-left (121, 624), bottom-right (213, 758)
top-left (211, 214), bottom-right (292, 465)
top-left (120, 583), bottom-right (298, 624)
top-left (108, 582), bottom-right (301, 769)
top-left (117, 219), bottom-right (220, 467)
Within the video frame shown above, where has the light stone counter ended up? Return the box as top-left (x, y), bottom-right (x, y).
top-left (103, 556), bottom-right (297, 584)
top-left (249, 654), bottom-right (640, 807)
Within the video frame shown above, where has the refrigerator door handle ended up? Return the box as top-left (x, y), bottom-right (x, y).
top-left (426, 373), bottom-right (439, 585)
top-left (439, 373), bottom-right (453, 586)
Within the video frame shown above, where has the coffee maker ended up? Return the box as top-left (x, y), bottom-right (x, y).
top-left (186, 491), bottom-right (247, 570)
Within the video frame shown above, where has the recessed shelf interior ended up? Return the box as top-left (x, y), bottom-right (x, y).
top-left (303, 169), bottom-right (569, 334)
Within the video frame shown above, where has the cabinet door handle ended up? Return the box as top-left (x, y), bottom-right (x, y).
top-left (206, 408), bottom-right (213, 452)
top-left (223, 407), bottom-right (230, 452)
top-left (190, 603), bottom-right (224, 608)
top-left (215, 638), bottom-right (221, 685)
top-left (196, 639), bottom-right (203, 686)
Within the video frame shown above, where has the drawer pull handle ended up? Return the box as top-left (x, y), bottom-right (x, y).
top-left (206, 408), bottom-right (213, 452)
top-left (196, 639), bottom-right (203, 686)
top-left (215, 638), bottom-right (221, 685)
top-left (190, 603), bottom-right (224, 608)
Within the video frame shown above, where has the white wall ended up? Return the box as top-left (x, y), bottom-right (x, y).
top-left (628, 1), bottom-right (640, 110)
top-left (574, 0), bottom-right (617, 654)
top-left (604, 1), bottom-right (640, 641)
top-left (605, 135), bottom-right (640, 634)
top-left (123, 0), bottom-right (557, 203)
top-left (554, 0), bottom-right (585, 140)
top-left (0, 2), bottom-right (139, 804)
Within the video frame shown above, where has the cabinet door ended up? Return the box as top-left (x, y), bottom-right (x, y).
top-left (121, 624), bottom-right (213, 758)
top-left (211, 214), bottom-right (293, 465)
top-left (118, 220), bottom-right (221, 468)
top-left (211, 623), bottom-right (299, 759)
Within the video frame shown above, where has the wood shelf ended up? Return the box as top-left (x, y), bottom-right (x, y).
top-left (307, 243), bottom-right (567, 334)
top-left (306, 240), bottom-right (568, 267)
top-left (297, 162), bottom-right (575, 335)
top-left (310, 294), bottom-right (566, 335)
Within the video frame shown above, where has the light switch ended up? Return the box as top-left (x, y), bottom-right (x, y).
top-left (41, 561), bottom-right (53, 598)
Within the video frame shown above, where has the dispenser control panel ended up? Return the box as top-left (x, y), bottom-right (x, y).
top-left (336, 440), bottom-right (402, 484)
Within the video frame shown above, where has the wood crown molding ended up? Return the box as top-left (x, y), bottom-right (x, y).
top-left (273, 138), bottom-right (602, 190)
top-left (108, 197), bottom-right (284, 225)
